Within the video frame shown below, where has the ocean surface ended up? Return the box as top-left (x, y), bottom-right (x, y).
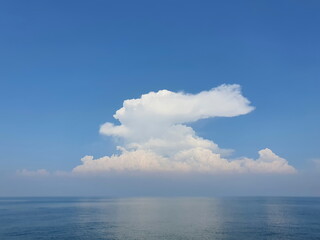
top-left (0, 197), bottom-right (319, 240)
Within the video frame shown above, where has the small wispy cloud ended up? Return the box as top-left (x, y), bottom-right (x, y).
top-left (311, 159), bottom-right (320, 170)
top-left (16, 169), bottom-right (50, 177)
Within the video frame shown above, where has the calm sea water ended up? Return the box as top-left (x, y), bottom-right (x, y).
top-left (0, 197), bottom-right (319, 240)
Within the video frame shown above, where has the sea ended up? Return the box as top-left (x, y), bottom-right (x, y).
top-left (0, 197), bottom-right (319, 240)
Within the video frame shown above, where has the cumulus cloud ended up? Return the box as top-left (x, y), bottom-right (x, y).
top-left (73, 84), bottom-right (296, 174)
top-left (73, 148), bottom-right (295, 174)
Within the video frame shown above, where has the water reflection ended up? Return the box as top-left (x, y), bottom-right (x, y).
top-left (0, 197), bottom-right (319, 240)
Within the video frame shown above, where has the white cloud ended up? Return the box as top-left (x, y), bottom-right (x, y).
top-left (16, 169), bottom-right (50, 177)
top-left (73, 84), bottom-right (296, 175)
top-left (100, 84), bottom-right (253, 141)
top-left (73, 148), bottom-right (295, 174)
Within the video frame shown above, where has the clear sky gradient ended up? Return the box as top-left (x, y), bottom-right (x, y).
top-left (0, 0), bottom-right (319, 196)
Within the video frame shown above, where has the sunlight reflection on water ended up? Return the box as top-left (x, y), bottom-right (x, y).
top-left (0, 197), bottom-right (319, 240)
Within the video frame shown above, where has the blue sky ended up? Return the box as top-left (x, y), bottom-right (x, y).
top-left (1, 0), bottom-right (320, 196)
